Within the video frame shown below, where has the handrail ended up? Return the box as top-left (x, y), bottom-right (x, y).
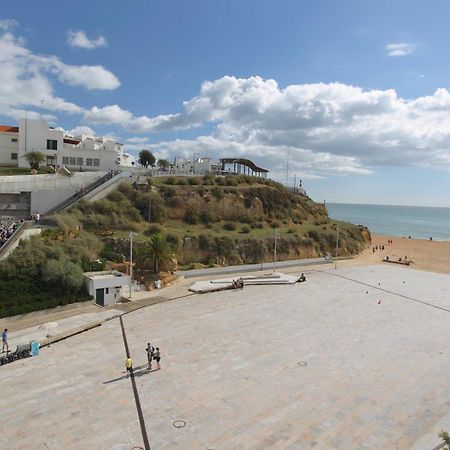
top-left (0, 220), bottom-right (33, 260)
top-left (45, 170), bottom-right (122, 216)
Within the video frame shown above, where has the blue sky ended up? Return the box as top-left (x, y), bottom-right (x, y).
top-left (2, 0), bottom-right (450, 206)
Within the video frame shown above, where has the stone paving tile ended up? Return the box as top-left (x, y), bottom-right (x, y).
top-left (2, 265), bottom-right (450, 449)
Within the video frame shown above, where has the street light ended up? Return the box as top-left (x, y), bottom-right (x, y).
top-left (129, 231), bottom-right (137, 299)
top-left (273, 227), bottom-right (279, 271)
top-left (335, 227), bottom-right (340, 270)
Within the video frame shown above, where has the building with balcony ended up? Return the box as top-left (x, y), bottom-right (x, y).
top-left (0, 118), bottom-right (135, 172)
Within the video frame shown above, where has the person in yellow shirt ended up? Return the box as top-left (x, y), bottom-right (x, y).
top-left (125, 356), bottom-right (133, 378)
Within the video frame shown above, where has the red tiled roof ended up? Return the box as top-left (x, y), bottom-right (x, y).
top-left (0, 125), bottom-right (18, 133)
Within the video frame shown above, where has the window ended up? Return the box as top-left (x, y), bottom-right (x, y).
top-left (62, 157), bottom-right (69, 165)
top-left (105, 288), bottom-right (109, 294)
top-left (47, 139), bottom-right (57, 150)
top-left (11, 138), bottom-right (17, 143)
top-left (86, 158), bottom-right (93, 166)
top-left (93, 158), bottom-right (100, 167)
top-left (76, 157), bottom-right (83, 166)
top-left (11, 153), bottom-right (17, 160)
top-left (69, 157), bottom-right (76, 165)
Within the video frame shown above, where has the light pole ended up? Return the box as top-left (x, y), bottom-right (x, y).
top-left (129, 231), bottom-right (137, 299)
top-left (273, 227), bottom-right (279, 271)
top-left (335, 227), bottom-right (340, 270)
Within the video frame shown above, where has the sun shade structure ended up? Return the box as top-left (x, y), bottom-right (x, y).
top-left (220, 158), bottom-right (269, 177)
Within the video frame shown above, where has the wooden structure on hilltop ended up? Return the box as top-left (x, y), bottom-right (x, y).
top-left (220, 158), bottom-right (269, 178)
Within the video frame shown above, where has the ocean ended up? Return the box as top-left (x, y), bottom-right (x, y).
top-left (326, 203), bottom-right (450, 241)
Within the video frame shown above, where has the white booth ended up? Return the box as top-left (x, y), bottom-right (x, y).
top-left (84, 270), bottom-right (130, 307)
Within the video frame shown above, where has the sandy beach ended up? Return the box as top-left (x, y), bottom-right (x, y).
top-left (352, 233), bottom-right (450, 275)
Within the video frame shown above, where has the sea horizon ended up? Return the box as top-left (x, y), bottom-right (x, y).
top-left (326, 202), bottom-right (450, 241)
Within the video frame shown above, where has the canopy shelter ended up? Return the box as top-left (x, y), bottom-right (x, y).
top-left (219, 158), bottom-right (269, 178)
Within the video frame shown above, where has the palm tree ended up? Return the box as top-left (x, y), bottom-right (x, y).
top-left (147, 234), bottom-right (172, 273)
top-left (439, 431), bottom-right (450, 450)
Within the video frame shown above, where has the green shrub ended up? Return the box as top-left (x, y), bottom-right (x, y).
top-left (184, 209), bottom-right (199, 224)
top-left (187, 177), bottom-right (200, 185)
top-left (241, 226), bottom-right (251, 233)
top-left (223, 222), bottom-right (237, 231)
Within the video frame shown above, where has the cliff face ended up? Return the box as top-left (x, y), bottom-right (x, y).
top-left (123, 176), bottom-right (370, 267)
top-left (68, 175), bottom-right (371, 269)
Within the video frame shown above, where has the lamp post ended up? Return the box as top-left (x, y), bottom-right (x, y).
top-left (273, 227), bottom-right (279, 271)
top-left (129, 231), bottom-right (137, 299)
top-left (335, 227), bottom-right (340, 270)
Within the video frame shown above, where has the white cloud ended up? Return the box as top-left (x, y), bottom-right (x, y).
top-left (51, 60), bottom-right (120, 90)
top-left (67, 30), bottom-right (107, 49)
top-left (0, 30), bottom-right (120, 121)
top-left (84, 105), bottom-right (133, 124)
top-left (67, 126), bottom-right (95, 137)
top-left (119, 76), bottom-right (450, 177)
top-left (386, 42), bottom-right (416, 57)
top-left (0, 19), bottom-right (18, 31)
top-left (126, 137), bottom-right (149, 143)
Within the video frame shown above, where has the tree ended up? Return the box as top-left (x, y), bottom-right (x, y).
top-left (158, 159), bottom-right (170, 170)
top-left (138, 150), bottom-right (156, 168)
top-left (24, 151), bottom-right (46, 170)
top-left (439, 431), bottom-right (450, 450)
top-left (147, 234), bottom-right (172, 273)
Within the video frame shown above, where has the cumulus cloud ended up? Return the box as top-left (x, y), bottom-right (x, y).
top-left (84, 105), bottom-right (133, 124)
top-left (120, 76), bottom-right (450, 177)
top-left (67, 126), bottom-right (95, 136)
top-left (51, 60), bottom-right (120, 90)
top-left (67, 30), bottom-right (107, 49)
top-left (386, 42), bottom-right (416, 57)
top-left (0, 30), bottom-right (120, 121)
top-left (126, 137), bottom-right (149, 143)
top-left (0, 19), bottom-right (18, 31)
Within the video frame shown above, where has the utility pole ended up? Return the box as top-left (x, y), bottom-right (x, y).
top-left (148, 195), bottom-right (151, 223)
top-left (285, 149), bottom-right (290, 186)
top-left (129, 231), bottom-right (136, 299)
top-left (273, 227), bottom-right (279, 271)
top-left (335, 227), bottom-right (340, 270)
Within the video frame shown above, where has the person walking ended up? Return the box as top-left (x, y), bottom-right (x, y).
top-left (154, 348), bottom-right (161, 370)
top-left (2, 328), bottom-right (9, 353)
top-left (146, 342), bottom-right (154, 370)
top-left (125, 356), bottom-right (133, 378)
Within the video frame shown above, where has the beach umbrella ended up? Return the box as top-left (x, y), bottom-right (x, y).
top-left (38, 322), bottom-right (58, 338)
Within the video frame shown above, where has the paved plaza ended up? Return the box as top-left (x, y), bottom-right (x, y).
top-left (2, 264), bottom-right (450, 449)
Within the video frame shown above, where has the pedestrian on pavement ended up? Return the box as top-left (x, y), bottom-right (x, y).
top-left (146, 342), bottom-right (154, 370)
top-left (2, 328), bottom-right (8, 353)
top-left (125, 356), bottom-right (133, 378)
top-left (154, 348), bottom-right (161, 370)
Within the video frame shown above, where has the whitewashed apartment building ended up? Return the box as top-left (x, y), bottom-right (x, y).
top-left (0, 119), bottom-right (135, 172)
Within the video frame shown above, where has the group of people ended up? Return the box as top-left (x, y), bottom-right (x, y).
top-left (231, 278), bottom-right (244, 289)
top-left (372, 244), bottom-right (387, 253)
top-left (0, 221), bottom-right (19, 248)
top-left (124, 342), bottom-right (161, 378)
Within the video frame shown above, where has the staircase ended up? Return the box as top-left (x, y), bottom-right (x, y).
top-left (45, 170), bottom-right (123, 216)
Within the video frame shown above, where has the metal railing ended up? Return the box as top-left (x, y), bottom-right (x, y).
top-left (45, 170), bottom-right (122, 216)
top-left (0, 220), bottom-right (33, 260)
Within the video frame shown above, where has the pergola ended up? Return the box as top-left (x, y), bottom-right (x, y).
top-left (219, 158), bottom-right (269, 178)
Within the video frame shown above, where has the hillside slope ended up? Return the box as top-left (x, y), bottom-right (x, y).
top-left (67, 174), bottom-right (371, 268)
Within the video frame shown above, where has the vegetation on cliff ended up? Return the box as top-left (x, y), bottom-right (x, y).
top-left (0, 174), bottom-right (370, 317)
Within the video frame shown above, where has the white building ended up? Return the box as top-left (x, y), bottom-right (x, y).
top-left (0, 119), bottom-right (135, 172)
top-left (172, 156), bottom-right (221, 175)
top-left (84, 270), bottom-right (131, 307)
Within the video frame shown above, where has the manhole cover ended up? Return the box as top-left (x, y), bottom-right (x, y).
top-left (297, 361), bottom-right (307, 367)
top-left (173, 420), bottom-right (187, 428)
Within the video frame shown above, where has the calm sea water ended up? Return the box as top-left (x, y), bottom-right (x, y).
top-left (327, 203), bottom-right (450, 241)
